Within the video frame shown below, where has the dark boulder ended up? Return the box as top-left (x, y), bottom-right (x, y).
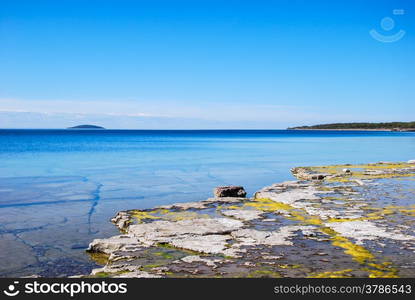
top-left (213, 186), bottom-right (246, 198)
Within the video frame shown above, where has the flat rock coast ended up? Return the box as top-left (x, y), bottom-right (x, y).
top-left (85, 161), bottom-right (415, 278)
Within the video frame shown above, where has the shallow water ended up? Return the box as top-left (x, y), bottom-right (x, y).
top-left (0, 129), bottom-right (414, 277)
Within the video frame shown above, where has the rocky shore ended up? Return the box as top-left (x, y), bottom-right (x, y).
top-left (85, 161), bottom-right (415, 278)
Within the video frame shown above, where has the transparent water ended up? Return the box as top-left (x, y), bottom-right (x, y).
top-left (0, 129), bottom-right (414, 276)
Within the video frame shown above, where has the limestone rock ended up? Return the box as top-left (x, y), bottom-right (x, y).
top-left (87, 235), bottom-right (144, 254)
top-left (128, 218), bottom-right (244, 240)
top-left (325, 221), bottom-right (415, 245)
top-left (221, 209), bottom-right (264, 221)
top-left (291, 167), bottom-right (328, 180)
top-left (170, 234), bottom-right (232, 254)
top-left (179, 255), bottom-right (221, 267)
top-left (111, 211), bottom-right (131, 230)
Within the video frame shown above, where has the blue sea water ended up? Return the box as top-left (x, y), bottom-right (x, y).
top-left (0, 129), bottom-right (414, 277)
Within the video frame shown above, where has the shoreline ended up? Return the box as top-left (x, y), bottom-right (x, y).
top-left (288, 128), bottom-right (415, 132)
top-left (83, 160), bottom-right (415, 278)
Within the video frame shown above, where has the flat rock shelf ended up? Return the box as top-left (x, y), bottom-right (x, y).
top-left (84, 161), bottom-right (415, 278)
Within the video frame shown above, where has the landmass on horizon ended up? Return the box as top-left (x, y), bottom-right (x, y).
top-left (67, 124), bottom-right (105, 129)
top-left (288, 121), bottom-right (415, 131)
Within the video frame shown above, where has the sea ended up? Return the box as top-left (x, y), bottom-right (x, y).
top-left (0, 129), bottom-right (414, 277)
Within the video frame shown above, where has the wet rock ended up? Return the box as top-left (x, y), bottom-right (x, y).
top-left (291, 167), bottom-right (328, 180)
top-left (325, 221), bottom-right (415, 245)
top-left (111, 211), bottom-right (131, 230)
top-left (170, 234), bottom-right (232, 254)
top-left (179, 255), bottom-right (220, 267)
top-left (214, 186), bottom-right (246, 198)
top-left (256, 185), bottom-right (321, 205)
top-left (263, 255), bottom-right (283, 260)
top-left (156, 197), bottom-right (248, 211)
top-left (156, 201), bottom-right (209, 210)
top-left (91, 263), bottom-right (139, 275)
top-left (231, 226), bottom-right (315, 246)
top-left (220, 209), bottom-right (264, 221)
top-left (128, 218), bottom-right (244, 241)
top-left (87, 235), bottom-right (144, 254)
top-left (115, 270), bottom-right (162, 278)
top-left (91, 264), bottom-right (161, 278)
top-left (354, 179), bottom-right (365, 186)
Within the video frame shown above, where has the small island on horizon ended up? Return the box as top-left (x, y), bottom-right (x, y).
top-left (288, 121), bottom-right (415, 131)
top-left (67, 124), bottom-right (105, 129)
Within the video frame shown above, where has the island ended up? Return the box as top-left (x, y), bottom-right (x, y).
top-left (288, 121), bottom-right (415, 131)
top-left (67, 124), bottom-right (105, 129)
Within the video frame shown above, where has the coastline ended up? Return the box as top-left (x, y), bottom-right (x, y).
top-left (288, 128), bottom-right (415, 132)
top-left (83, 160), bottom-right (415, 278)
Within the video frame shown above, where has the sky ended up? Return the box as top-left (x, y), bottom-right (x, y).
top-left (0, 0), bottom-right (414, 129)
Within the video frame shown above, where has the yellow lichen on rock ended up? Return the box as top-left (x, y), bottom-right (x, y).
top-left (244, 198), bottom-right (294, 212)
top-left (308, 269), bottom-right (354, 278)
top-left (247, 197), bottom-right (398, 277)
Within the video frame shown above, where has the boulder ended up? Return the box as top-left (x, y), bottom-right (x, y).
top-left (213, 186), bottom-right (246, 198)
top-left (309, 173), bottom-right (327, 180)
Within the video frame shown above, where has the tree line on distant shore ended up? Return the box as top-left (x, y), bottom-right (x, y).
top-left (289, 122), bottom-right (415, 130)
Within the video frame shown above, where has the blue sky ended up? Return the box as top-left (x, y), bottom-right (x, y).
top-left (0, 0), bottom-right (414, 128)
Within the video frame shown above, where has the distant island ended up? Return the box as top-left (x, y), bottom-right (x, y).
top-left (67, 125), bottom-right (105, 129)
top-left (288, 122), bottom-right (415, 131)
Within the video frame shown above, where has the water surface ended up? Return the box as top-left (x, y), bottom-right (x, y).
top-left (0, 129), bottom-right (414, 276)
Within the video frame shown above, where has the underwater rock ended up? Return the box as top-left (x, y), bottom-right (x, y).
top-left (214, 186), bottom-right (247, 198)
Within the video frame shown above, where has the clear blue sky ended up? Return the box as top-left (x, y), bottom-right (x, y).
top-left (0, 0), bottom-right (414, 128)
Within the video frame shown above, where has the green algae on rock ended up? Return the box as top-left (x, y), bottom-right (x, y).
top-left (86, 161), bottom-right (415, 278)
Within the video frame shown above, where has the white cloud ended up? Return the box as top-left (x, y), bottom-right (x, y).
top-left (1, 98), bottom-right (411, 129)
